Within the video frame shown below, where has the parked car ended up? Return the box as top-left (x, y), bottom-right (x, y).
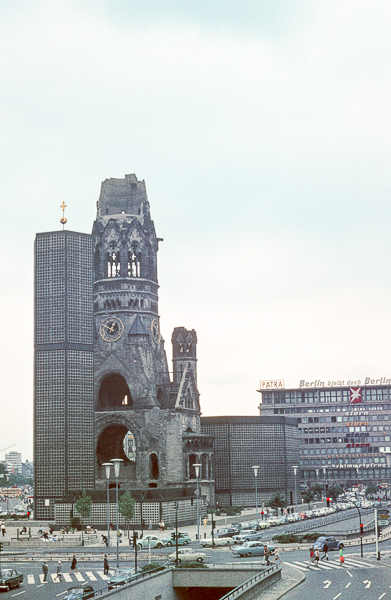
top-left (162, 532), bottom-right (191, 546)
top-left (0, 569), bottom-right (23, 591)
top-left (232, 541), bottom-right (275, 558)
top-left (200, 536), bottom-right (234, 547)
top-left (64, 586), bottom-right (94, 600)
top-left (312, 536), bottom-right (344, 551)
top-left (168, 547), bottom-right (207, 563)
top-left (216, 526), bottom-right (240, 538)
top-left (232, 530), bottom-right (263, 544)
top-left (136, 535), bottom-right (165, 549)
top-left (108, 568), bottom-right (136, 589)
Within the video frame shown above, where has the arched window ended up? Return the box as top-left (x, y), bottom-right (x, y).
top-left (128, 242), bottom-right (141, 277)
top-left (150, 453), bottom-right (159, 479)
top-left (189, 454), bottom-right (197, 479)
top-left (98, 373), bottom-right (132, 410)
top-left (107, 251), bottom-right (120, 277)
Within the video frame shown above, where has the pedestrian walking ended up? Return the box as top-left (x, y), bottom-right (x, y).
top-left (161, 520), bottom-right (165, 531)
top-left (263, 545), bottom-right (270, 566)
top-left (158, 521), bottom-right (162, 532)
top-left (1, 522), bottom-right (5, 537)
top-left (203, 517), bottom-right (208, 527)
top-left (339, 547), bottom-right (344, 565)
top-left (314, 548), bottom-right (320, 565)
top-left (69, 554), bottom-right (78, 574)
top-left (307, 548), bottom-right (315, 567)
top-left (321, 541), bottom-right (329, 561)
top-left (54, 561), bottom-right (62, 582)
top-left (103, 554), bottom-right (109, 575)
top-left (42, 562), bottom-right (49, 582)
top-left (272, 548), bottom-right (282, 564)
top-left (148, 520), bottom-right (153, 530)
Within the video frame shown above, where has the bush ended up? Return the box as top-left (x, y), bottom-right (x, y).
top-left (272, 532), bottom-right (324, 544)
top-left (140, 563), bottom-right (164, 573)
top-left (175, 562), bottom-right (208, 568)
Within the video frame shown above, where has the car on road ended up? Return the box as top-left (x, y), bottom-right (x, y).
top-left (232, 530), bottom-right (264, 544)
top-left (0, 569), bottom-right (23, 591)
top-left (168, 547), bottom-right (207, 563)
top-left (232, 541), bottom-right (275, 558)
top-left (312, 536), bottom-right (344, 551)
top-left (216, 526), bottom-right (240, 538)
top-left (162, 532), bottom-right (191, 546)
top-left (200, 536), bottom-right (234, 547)
top-left (108, 568), bottom-right (136, 589)
top-left (136, 534), bottom-right (165, 549)
top-left (63, 585), bottom-right (94, 600)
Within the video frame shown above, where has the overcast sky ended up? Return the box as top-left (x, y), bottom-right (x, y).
top-left (2, 0), bottom-right (391, 461)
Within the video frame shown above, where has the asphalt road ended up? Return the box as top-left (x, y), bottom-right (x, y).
top-left (1, 507), bottom-right (390, 600)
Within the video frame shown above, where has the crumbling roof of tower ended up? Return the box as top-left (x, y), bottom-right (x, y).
top-left (97, 174), bottom-right (149, 217)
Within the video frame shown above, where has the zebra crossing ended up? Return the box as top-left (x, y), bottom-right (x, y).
top-left (27, 569), bottom-right (113, 585)
top-left (283, 556), bottom-right (377, 572)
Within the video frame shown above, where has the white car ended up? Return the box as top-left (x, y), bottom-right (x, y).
top-left (200, 537), bottom-right (233, 547)
top-left (168, 547), bottom-right (207, 563)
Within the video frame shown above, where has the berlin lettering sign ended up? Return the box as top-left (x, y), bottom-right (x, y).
top-left (299, 377), bottom-right (391, 388)
top-left (259, 380), bottom-right (285, 390)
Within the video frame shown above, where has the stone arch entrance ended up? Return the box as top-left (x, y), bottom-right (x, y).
top-left (96, 417), bottom-right (138, 481)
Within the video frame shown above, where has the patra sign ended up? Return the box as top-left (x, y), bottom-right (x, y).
top-left (259, 380), bottom-right (285, 390)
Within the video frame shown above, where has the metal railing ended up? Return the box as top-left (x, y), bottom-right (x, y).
top-left (218, 564), bottom-right (281, 600)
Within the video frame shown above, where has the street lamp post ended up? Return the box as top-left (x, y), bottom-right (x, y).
top-left (102, 463), bottom-right (113, 548)
top-left (292, 466), bottom-right (299, 511)
top-left (252, 466), bottom-right (260, 524)
top-left (111, 458), bottom-right (123, 568)
top-left (194, 463), bottom-right (201, 541)
top-left (322, 467), bottom-right (327, 502)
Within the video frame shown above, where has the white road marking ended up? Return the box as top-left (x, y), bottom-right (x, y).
top-left (323, 580), bottom-right (331, 589)
top-left (346, 570), bottom-right (353, 577)
top-left (345, 582), bottom-right (351, 588)
top-left (63, 573), bottom-right (72, 582)
top-left (378, 594), bottom-right (386, 599)
top-left (27, 575), bottom-right (34, 584)
top-left (10, 592), bottom-right (25, 597)
top-left (75, 573), bottom-right (85, 581)
top-left (97, 571), bottom-right (109, 580)
top-left (333, 594), bottom-right (341, 600)
top-left (85, 571), bottom-right (97, 581)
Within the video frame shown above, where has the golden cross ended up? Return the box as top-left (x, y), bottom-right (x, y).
top-left (60, 201), bottom-right (67, 229)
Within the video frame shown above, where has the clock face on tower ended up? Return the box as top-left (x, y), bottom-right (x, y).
top-left (99, 316), bottom-right (124, 342)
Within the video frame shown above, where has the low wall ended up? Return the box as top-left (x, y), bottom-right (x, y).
top-left (104, 569), bottom-right (177, 600)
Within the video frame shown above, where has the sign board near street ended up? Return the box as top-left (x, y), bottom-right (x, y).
top-left (377, 508), bottom-right (390, 527)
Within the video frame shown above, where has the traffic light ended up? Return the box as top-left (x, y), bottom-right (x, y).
top-left (360, 523), bottom-right (363, 536)
top-left (171, 532), bottom-right (176, 541)
top-left (0, 542), bottom-right (3, 552)
top-left (326, 497), bottom-right (330, 507)
top-left (132, 531), bottom-right (138, 546)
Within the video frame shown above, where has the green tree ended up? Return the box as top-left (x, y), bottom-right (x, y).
top-left (268, 493), bottom-right (287, 510)
top-left (75, 490), bottom-right (92, 543)
top-left (119, 491), bottom-right (136, 535)
top-left (327, 483), bottom-right (343, 500)
top-left (365, 483), bottom-right (378, 498)
top-left (312, 483), bottom-right (323, 499)
top-left (302, 487), bottom-right (314, 508)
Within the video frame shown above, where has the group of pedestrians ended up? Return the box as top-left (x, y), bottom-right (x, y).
top-left (42, 554), bottom-right (101, 582)
top-left (308, 543), bottom-right (344, 567)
